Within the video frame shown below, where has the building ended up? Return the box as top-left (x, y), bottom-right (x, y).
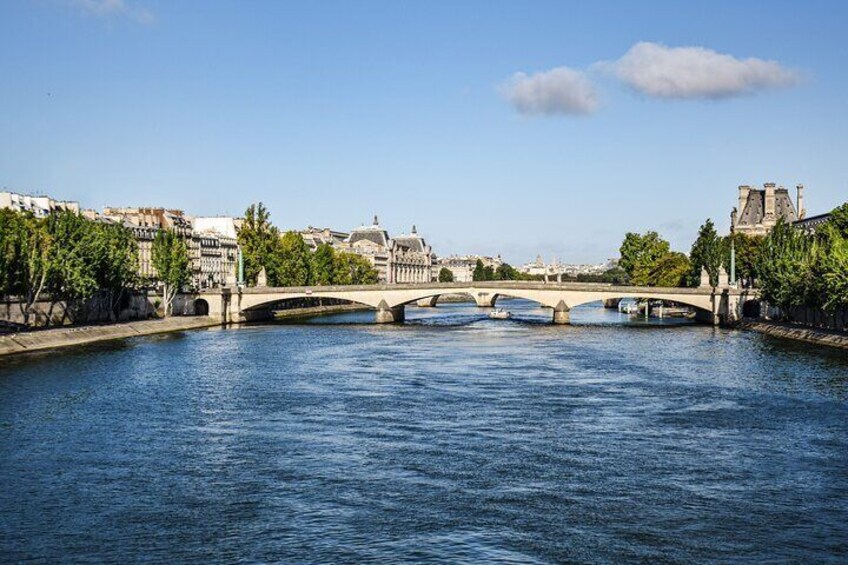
top-left (339, 217), bottom-right (434, 283)
top-left (436, 255), bottom-right (503, 282)
top-left (731, 183), bottom-right (805, 236)
top-left (519, 256), bottom-right (616, 279)
top-left (299, 226), bottom-right (350, 251)
top-left (191, 217), bottom-right (239, 289)
top-left (0, 191), bottom-right (79, 216)
top-left (103, 207), bottom-right (239, 290)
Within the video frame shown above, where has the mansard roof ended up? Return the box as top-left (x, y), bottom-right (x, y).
top-left (348, 225), bottom-right (390, 247)
top-left (737, 187), bottom-right (798, 227)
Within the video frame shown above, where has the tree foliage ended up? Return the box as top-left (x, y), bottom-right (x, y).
top-left (688, 219), bottom-right (723, 287)
top-left (276, 231), bottom-right (313, 286)
top-left (619, 231), bottom-right (671, 286)
top-left (152, 229), bottom-right (190, 316)
top-left (438, 267), bottom-right (455, 283)
top-left (238, 202), bottom-right (283, 286)
top-left (333, 252), bottom-right (379, 285)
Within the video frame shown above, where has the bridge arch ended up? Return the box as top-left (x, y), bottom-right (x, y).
top-left (564, 293), bottom-right (714, 313)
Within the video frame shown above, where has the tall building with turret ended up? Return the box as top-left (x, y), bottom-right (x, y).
top-left (730, 183), bottom-right (805, 236)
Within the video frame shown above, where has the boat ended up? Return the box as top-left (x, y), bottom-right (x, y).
top-left (488, 309), bottom-right (511, 320)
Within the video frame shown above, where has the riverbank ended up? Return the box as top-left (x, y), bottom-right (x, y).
top-left (739, 320), bottom-right (848, 350)
top-left (0, 316), bottom-right (220, 357)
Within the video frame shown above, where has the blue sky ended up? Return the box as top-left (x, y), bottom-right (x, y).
top-left (2, 1), bottom-right (846, 263)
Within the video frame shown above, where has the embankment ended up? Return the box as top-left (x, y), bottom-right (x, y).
top-left (738, 320), bottom-right (848, 351)
top-left (0, 317), bottom-right (220, 358)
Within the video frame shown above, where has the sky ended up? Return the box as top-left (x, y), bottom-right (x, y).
top-left (2, 0), bottom-right (847, 264)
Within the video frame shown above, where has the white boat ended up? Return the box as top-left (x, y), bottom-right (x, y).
top-left (488, 309), bottom-right (511, 320)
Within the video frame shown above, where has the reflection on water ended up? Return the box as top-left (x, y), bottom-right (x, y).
top-left (1, 300), bottom-right (847, 562)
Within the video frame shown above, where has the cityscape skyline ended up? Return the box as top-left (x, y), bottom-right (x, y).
top-left (2, 1), bottom-right (847, 263)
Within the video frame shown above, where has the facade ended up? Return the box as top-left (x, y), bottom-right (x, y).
top-left (299, 226), bottom-right (350, 251)
top-left (339, 217), bottom-right (434, 283)
top-left (102, 208), bottom-right (239, 289)
top-left (520, 257), bottom-right (617, 278)
top-left (731, 183), bottom-right (805, 236)
top-left (0, 191), bottom-right (79, 216)
top-left (436, 255), bottom-right (503, 282)
top-left (191, 217), bottom-right (239, 289)
top-left (793, 212), bottom-right (832, 233)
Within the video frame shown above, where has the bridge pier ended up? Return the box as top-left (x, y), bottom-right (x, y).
top-left (552, 301), bottom-right (570, 325)
top-left (416, 296), bottom-right (438, 307)
top-left (375, 305), bottom-right (405, 324)
top-left (474, 292), bottom-right (497, 307)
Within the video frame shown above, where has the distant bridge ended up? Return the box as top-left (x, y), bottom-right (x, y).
top-left (189, 282), bottom-right (759, 326)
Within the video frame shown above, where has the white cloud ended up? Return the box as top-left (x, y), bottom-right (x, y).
top-left (609, 41), bottom-right (798, 99)
top-left (502, 67), bottom-right (599, 116)
top-left (70, 0), bottom-right (154, 24)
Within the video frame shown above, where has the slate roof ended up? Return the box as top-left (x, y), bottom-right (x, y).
top-left (738, 188), bottom-right (798, 226)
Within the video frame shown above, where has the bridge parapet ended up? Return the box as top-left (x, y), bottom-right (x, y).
top-left (191, 282), bottom-right (759, 326)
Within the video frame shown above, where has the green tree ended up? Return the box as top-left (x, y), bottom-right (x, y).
top-left (334, 252), bottom-right (379, 285)
top-left (756, 219), bottom-right (815, 315)
top-left (722, 232), bottom-right (763, 288)
top-left (238, 203), bottom-right (283, 286)
top-left (618, 231), bottom-right (671, 286)
top-left (602, 266), bottom-right (629, 284)
top-left (45, 210), bottom-right (98, 324)
top-left (277, 231), bottom-right (313, 286)
top-left (152, 229), bottom-right (190, 316)
top-left (688, 219), bottom-right (723, 287)
top-left (438, 267), bottom-right (455, 282)
top-left (91, 221), bottom-right (140, 320)
top-left (495, 263), bottom-right (519, 281)
top-left (472, 259), bottom-right (486, 281)
top-left (312, 243), bottom-right (336, 285)
top-left (6, 213), bottom-right (53, 326)
top-left (648, 252), bottom-right (691, 287)
top-left (0, 209), bottom-right (23, 298)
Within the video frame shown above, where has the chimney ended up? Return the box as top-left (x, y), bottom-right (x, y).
top-left (738, 185), bottom-right (750, 222)
top-left (764, 182), bottom-right (776, 224)
top-left (796, 184), bottom-right (806, 220)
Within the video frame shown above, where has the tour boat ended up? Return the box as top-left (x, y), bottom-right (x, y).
top-left (488, 309), bottom-right (511, 320)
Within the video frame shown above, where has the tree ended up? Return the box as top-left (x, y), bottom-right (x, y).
top-left (756, 219), bottom-right (815, 315)
top-left (277, 231), bottom-right (313, 286)
top-left (438, 267), bottom-right (455, 282)
top-left (6, 213), bottom-right (53, 326)
top-left (152, 229), bottom-right (190, 316)
top-left (618, 231), bottom-right (671, 286)
top-left (495, 263), bottom-right (519, 281)
top-left (45, 210), bottom-right (98, 324)
top-left (90, 222), bottom-right (140, 320)
top-left (722, 232), bottom-right (763, 288)
top-left (472, 259), bottom-right (487, 281)
top-left (648, 252), bottom-right (691, 287)
top-left (334, 252), bottom-right (379, 285)
top-left (0, 209), bottom-right (23, 298)
top-left (688, 219), bottom-right (723, 287)
top-left (602, 266), bottom-right (629, 284)
top-left (238, 203), bottom-right (283, 286)
top-left (312, 243), bottom-right (336, 285)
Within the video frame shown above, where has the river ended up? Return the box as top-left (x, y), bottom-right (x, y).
top-left (1, 300), bottom-right (847, 563)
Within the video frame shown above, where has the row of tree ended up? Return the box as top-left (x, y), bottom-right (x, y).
top-left (757, 204), bottom-right (848, 313)
top-left (237, 203), bottom-right (379, 287)
top-left (0, 209), bottom-right (141, 325)
top-left (616, 202), bottom-right (848, 314)
top-left (0, 208), bottom-right (196, 322)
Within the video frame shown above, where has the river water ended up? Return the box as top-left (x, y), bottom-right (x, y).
top-left (1, 301), bottom-right (847, 563)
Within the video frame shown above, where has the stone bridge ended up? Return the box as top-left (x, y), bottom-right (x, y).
top-left (189, 282), bottom-right (759, 326)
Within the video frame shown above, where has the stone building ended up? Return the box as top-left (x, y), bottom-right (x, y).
top-left (102, 207), bottom-right (238, 290)
top-left (731, 183), bottom-right (805, 236)
top-left (437, 255), bottom-right (503, 282)
top-left (339, 217), bottom-right (434, 283)
top-left (299, 226), bottom-right (350, 251)
top-left (0, 191), bottom-right (79, 217)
